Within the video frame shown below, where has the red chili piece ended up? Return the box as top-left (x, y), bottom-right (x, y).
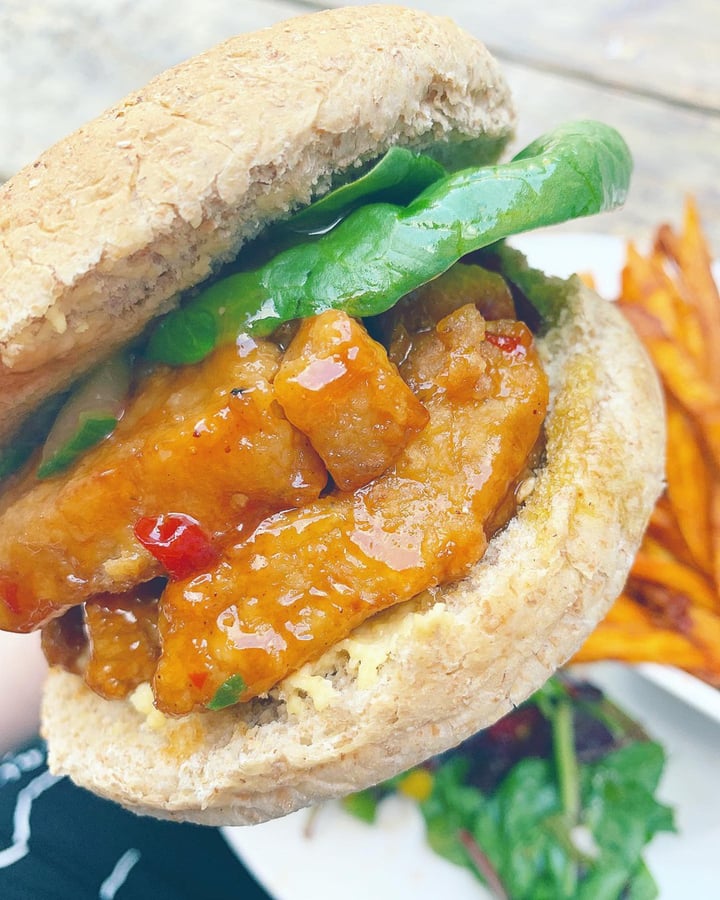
top-left (188, 671), bottom-right (209, 690)
top-left (133, 513), bottom-right (218, 581)
top-left (485, 332), bottom-right (527, 356)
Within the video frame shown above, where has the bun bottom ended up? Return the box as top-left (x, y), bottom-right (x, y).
top-left (41, 260), bottom-right (665, 825)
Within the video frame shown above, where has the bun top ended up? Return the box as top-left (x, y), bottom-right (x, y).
top-left (0, 5), bottom-right (515, 442)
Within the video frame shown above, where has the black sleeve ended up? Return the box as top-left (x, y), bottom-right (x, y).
top-left (0, 740), bottom-right (271, 900)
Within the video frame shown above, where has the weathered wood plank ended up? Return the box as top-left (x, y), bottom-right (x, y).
top-left (1, 0), bottom-right (717, 247)
top-left (0, 0), bottom-right (303, 177)
top-left (503, 61), bottom-right (720, 249)
top-left (319, 0), bottom-right (720, 112)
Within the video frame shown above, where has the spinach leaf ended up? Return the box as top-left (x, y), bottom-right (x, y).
top-left (282, 147), bottom-right (445, 234)
top-left (146, 121), bottom-right (632, 364)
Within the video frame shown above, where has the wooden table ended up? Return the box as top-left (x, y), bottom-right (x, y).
top-left (1, 0), bottom-right (718, 247)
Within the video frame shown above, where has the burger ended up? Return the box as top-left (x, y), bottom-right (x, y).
top-left (0, 6), bottom-right (664, 824)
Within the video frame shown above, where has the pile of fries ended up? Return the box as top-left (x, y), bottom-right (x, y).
top-left (574, 199), bottom-right (720, 686)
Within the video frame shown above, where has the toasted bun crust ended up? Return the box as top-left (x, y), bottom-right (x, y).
top-left (0, 5), bottom-right (514, 443)
top-left (41, 263), bottom-right (665, 824)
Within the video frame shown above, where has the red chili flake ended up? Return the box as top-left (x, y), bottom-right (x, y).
top-left (0, 577), bottom-right (20, 615)
top-left (189, 671), bottom-right (209, 690)
top-left (485, 332), bottom-right (527, 357)
top-left (133, 513), bottom-right (218, 581)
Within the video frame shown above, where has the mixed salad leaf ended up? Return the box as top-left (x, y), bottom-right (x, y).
top-left (342, 675), bottom-right (675, 900)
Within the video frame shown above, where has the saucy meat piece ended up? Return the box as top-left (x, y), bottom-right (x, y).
top-left (155, 305), bottom-right (549, 714)
top-left (274, 309), bottom-right (429, 491)
top-left (41, 583), bottom-right (162, 700)
top-left (375, 263), bottom-right (517, 352)
top-left (84, 583), bottom-right (162, 700)
top-left (41, 605), bottom-right (87, 675)
top-left (0, 338), bottom-right (327, 632)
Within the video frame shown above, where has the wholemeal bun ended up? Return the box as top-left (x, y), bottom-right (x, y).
top-left (0, 4), bottom-right (514, 443)
top-left (2, 6), bottom-right (663, 824)
top-left (41, 255), bottom-right (665, 824)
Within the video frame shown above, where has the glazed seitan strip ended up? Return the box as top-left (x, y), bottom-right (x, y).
top-left (274, 309), bottom-right (429, 491)
top-left (0, 339), bottom-right (327, 631)
top-left (155, 305), bottom-right (549, 714)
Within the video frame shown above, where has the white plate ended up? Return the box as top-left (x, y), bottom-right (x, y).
top-left (511, 231), bottom-right (628, 297)
top-left (224, 234), bottom-right (720, 899)
top-left (638, 664), bottom-right (720, 724)
top-left (224, 664), bottom-right (720, 900)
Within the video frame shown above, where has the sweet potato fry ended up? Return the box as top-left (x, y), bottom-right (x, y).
top-left (656, 198), bottom-right (720, 388)
top-left (664, 399), bottom-right (714, 575)
top-left (573, 594), bottom-right (710, 669)
top-left (576, 199), bottom-right (720, 686)
top-left (617, 302), bottom-right (664, 343)
top-left (630, 550), bottom-right (716, 612)
top-left (637, 337), bottom-right (720, 469)
top-left (687, 605), bottom-right (720, 667)
top-left (645, 497), bottom-right (696, 568)
top-left (642, 335), bottom-right (719, 415)
top-left (620, 243), bottom-right (704, 362)
top-left (710, 481), bottom-right (720, 602)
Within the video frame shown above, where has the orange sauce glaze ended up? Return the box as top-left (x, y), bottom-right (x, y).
top-left (155, 304), bottom-right (549, 715)
top-left (274, 310), bottom-right (429, 491)
top-left (0, 340), bottom-right (327, 631)
top-left (42, 581), bottom-right (164, 700)
top-left (83, 582), bottom-right (162, 700)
